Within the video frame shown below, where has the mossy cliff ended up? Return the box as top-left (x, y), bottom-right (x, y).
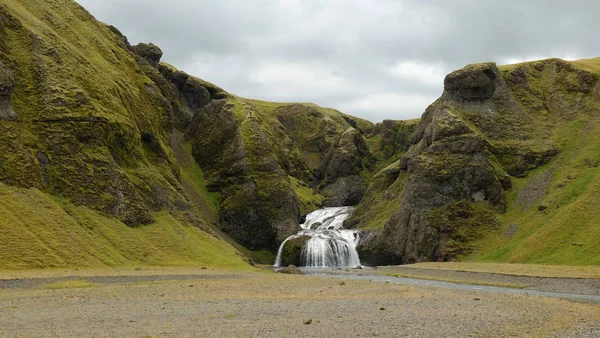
top-left (0, 0), bottom-right (250, 269)
top-left (0, 0), bottom-right (388, 266)
top-left (357, 58), bottom-right (600, 266)
top-left (185, 98), bottom-right (377, 250)
top-left (3, 0), bottom-right (600, 268)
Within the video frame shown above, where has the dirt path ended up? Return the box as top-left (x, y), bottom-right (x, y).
top-left (1, 270), bottom-right (599, 337)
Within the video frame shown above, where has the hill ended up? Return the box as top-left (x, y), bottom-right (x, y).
top-left (355, 58), bottom-right (600, 266)
top-left (0, 0), bottom-right (406, 269)
top-left (2, 0), bottom-right (600, 269)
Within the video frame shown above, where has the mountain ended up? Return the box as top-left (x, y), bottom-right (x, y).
top-left (0, 0), bottom-right (398, 269)
top-left (355, 58), bottom-right (600, 266)
top-left (1, 0), bottom-right (599, 270)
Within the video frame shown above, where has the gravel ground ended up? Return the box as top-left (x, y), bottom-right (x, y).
top-left (0, 271), bottom-right (599, 337)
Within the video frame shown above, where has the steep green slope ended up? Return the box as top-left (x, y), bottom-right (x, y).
top-left (469, 58), bottom-right (600, 265)
top-left (0, 182), bottom-right (249, 270)
top-left (0, 0), bottom-right (251, 269)
top-left (357, 57), bottom-right (600, 266)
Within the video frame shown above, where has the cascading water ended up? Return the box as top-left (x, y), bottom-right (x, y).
top-left (274, 207), bottom-right (361, 268)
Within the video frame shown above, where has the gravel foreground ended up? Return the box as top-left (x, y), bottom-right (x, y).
top-left (0, 270), bottom-right (599, 337)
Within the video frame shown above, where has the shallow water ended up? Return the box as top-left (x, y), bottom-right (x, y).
top-left (303, 268), bottom-right (600, 305)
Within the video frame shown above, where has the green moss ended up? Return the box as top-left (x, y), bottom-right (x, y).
top-left (180, 143), bottom-right (220, 214)
top-left (429, 201), bottom-right (500, 261)
top-left (289, 176), bottom-right (323, 215)
top-left (0, 182), bottom-right (251, 270)
top-left (463, 59), bottom-right (600, 266)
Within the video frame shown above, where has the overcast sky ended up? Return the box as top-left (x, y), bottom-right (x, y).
top-left (76, 0), bottom-right (600, 122)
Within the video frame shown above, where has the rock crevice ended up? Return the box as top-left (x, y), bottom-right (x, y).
top-left (0, 62), bottom-right (15, 120)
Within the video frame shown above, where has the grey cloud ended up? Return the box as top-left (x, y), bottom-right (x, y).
top-left (76, 0), bottom-right (600, 122)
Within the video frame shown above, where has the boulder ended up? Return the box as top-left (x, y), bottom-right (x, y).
top-left (277, 265), bottom-right (303, 274)
top-left (131, 43), bottom-right (163, 67)
top-left (0, 63), bottom-right (16, 120)
top-left (182, 77), bottom-right (211, 111)
top-left (278, 235), bottom-right (310, 267)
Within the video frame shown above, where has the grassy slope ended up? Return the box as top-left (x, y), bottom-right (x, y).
top-left (0, 183), bottom-right (250, 270)
top-left (0, 0), bottom-right (253, 270)
top-left (466, 58), bottom-right (600, 265)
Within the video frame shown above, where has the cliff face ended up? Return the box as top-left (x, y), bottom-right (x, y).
top-left (357, 59), bottom-right (600, 265)
top-left (184, 99), bottom-right (376, 250)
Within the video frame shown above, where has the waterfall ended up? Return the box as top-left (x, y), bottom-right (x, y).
top-left (274, 207), bottom-right (361, 268)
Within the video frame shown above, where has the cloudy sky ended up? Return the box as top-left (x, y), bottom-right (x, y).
top-left (76, 0), bottom-right (600, 122)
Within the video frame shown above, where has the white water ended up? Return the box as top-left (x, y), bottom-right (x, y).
top-left (274, 207), bottom-right (361, 268)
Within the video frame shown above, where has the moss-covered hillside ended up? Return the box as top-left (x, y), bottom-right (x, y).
top-left (3, 0), bottom-right (599, 270)
top-left (0, 0), bottom-right (409, 268)
top-left (356, 57), bottom-right (600, 266)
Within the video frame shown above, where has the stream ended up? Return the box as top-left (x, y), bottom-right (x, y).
top-left (303, 268), bottom-right (600, 305)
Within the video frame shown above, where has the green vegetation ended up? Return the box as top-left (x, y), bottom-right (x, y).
top-left (0, 182), bottom-right (250, 270)
top-left (289, 176), bottom-right (324, 215)
top-left (179, 142), bottom-right (220, 215)
top-left (462, 58), bottom-right (600, 265)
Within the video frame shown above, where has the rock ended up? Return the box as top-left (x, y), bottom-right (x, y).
top-left (309, 222), bottom-right (322, 230)
top-left (277, 265), bottom-right (303, 275)
top-left (444, 62), bottom-right (497, 101)
top-left (182, 77), bottom-right (211, 111)
top-left (379, 307), bottom-right (386, 311)
top-left (504, 224), bottom-right (519, 238)
top-left (0, 62), bottom-right (16, 120)
top-left (303, 319), bottom-right (312, 325)
top-left (278, 236), bottom-right (310, 267)
top-left (355, 229), bottom-right (391, 266)
top-left (106, 24), bottom-right (130, 45)
top-left (131, 43), bottom-right (163, 67)
top-left (378, 120), bottom-right (416, 159)
top-left (186, 100), bottom-right (300, 250)
top-left (319, 128), bottom-right (374, 206)
top-left (321, 175), bottom-right (367, 207)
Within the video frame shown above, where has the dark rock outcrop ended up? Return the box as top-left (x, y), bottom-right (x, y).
top-left (378, 120), bottom-right (417, 159)
top-left (320, 128), bottom-right (374, 206)
top-left (0, 62), bottom-right (15, 120)
top-left (131, 43), bottom-right (163, 67)
top-left (444, 62), bottom-right (498, 101)
top-left (278, 235), bottom-right (310, 267)
top-left (186, 100), bottom-right (300, 250)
